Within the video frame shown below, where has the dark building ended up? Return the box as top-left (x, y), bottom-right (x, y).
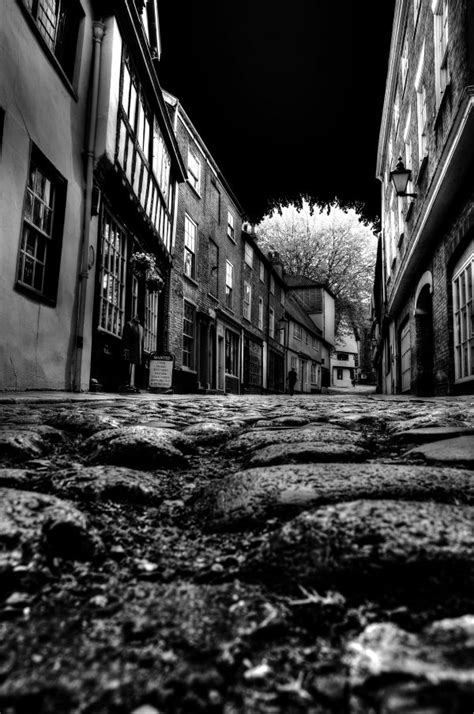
top-left (374, 0), bottom-right (474, 395)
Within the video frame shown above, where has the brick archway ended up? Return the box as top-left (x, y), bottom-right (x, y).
top-left (414, 284), bottom-right (434, 395)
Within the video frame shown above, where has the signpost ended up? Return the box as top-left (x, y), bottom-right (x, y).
top-left (149, 354), bottom-right (174, 391)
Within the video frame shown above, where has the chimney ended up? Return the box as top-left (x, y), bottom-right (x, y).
top-left (268, 250), bottom-right (283, 277)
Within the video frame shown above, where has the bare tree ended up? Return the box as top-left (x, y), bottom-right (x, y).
top-left (256, 198), bottom-right (378, 334)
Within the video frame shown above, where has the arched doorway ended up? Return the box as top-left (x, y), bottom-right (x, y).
top-left (414, 284), bottom-right (434, 395)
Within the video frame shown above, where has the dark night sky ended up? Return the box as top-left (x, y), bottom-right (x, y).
top-left (158, 1), bottom-right (396, 223)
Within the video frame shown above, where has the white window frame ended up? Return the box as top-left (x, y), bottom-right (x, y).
top-left (269, 308), bottom-right (275, 339)
top-left (225, 259), bottom-right (233, 309)
top-left (183, 300), bottom-right (196, 370)
top-left (243, 281), bottom-right (252, 320)
top-left (452, 250), bottom-right (473, 383)
top-left (270, 274), bottom-right (275, 294)
top-left (258, 297), bottom-right (264, 330)
top-left (293, 323), bottom-right (302, 341)
top-left (415, 44), bottom-right (428, 164)
top-left (401, 34), bottom-right (409, 90)
top-left (184, 214), bottom-right (197, 280)
top-left (98, 207), bottom-right (127, 337)
top-left (244, 242), bottom-right (253, 267)
top-left (259, 260), bottom-right (265, 282)
top-left (432, 0), bottom-right (449, 107)
top-left (187, 147), bottom-right (201, 194)
top-left (144, 289), bottom-right (159, 353)
top-left (227, 211), bottom-right (235, 241)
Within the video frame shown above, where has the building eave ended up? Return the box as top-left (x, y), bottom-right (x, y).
top-left (387, 86), bottom-right (474, 316)
top-left (376, 0), bottom-right (407, 179)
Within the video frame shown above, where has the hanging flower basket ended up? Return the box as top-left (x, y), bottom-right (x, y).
top-left (130, 251), bottom-right (157, 277)
top-left (146, 269), bottom-right (164, 293)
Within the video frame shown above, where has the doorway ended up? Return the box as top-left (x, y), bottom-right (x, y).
top-left (414, 285), bottom-right (434, 395)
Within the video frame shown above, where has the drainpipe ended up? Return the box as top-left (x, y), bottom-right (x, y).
top-left (73, 20), bottom-right (105, 391)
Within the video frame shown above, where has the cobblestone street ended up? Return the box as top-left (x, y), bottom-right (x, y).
top-left (1, 390), bottom-right (474, 713)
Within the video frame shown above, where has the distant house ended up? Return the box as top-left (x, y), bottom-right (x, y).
top-left (374, 0), bottom-right (474, 395)
top-left (242, 234), bottom-right (286, 394)
top-left (283, 275), bottom-right (335, 391)
top-left (331, 332), bottom-right (359, 387)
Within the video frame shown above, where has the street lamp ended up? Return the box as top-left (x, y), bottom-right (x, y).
top-left (390, 157), bottom-right (417, 198)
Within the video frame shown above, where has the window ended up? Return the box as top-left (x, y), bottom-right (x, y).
top-left (291, 355), bottom-right (297, 370)
top-left (187, 148), bottom-right (201, 193)
top-left (227, 211), bottom-right (235, 240)
top-left (117, 53), bottom-right (173, 250)
top-left (414, 0), bottom-right (421, 22)
top-left (184, 214), bottom-right (197, 279)
top-left (244, 242), bottom-right (253, 267)
top-left (336, 368), bottom-right (343, 381)
top-left (183, 301), bottom-right (196, 369)
top-left (280, 289), bottom-right (285, 306)
top-left (401, 34), bottom-right (409, 89)
top-left (225, 329), bottom-right (239, 376)
top-left (269, 308), bottom-right (275, 339)
top-left (452, 249), bottom-right (473, 382)
top-left (403, 109), bottom-right (414, 203)
top-left (259, 260), bottom-right (265, 282)
top-left (98, 207), bottom-right (127, 336)
top-left (433, 0), bottom-right (449, 106)
top-left (415, 45), bottom-right (428, 163)
top-left (243, 281), bottom-right (252, 320)
top-left (144, 289), bottom-right (159, 353)
top-left (225, 260), bottom-right (233, 309)
top-left (208, 240), bottom-right (218, 296)
top-left (270, 274), bottom-right (275, 294)
top-left (258, 297), bottom-right (264, 330)
top-left (311, 362), bottom-right (318, 383)
top-left (16, 146), bottom-right (66, 304)
top-left (23, 0), bottom-right (83, 81)
top-left (293, 323), bottom-right (302, 340)
top-left (337, 353), bottom-right (349, 361)
top-left (312, 336), bottom-right (320, 351)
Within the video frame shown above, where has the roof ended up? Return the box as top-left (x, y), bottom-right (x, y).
top-left (162, 89), bottom-right (246, 217)
top-left (285, 293), bottom-right (322, 336)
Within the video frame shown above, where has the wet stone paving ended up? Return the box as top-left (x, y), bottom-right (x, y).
top-left (0, 391), bottom-right (474, 713)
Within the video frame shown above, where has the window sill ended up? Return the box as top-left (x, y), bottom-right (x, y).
top-left (183, 274), bottom-right (199, 288)
top-left (181, 366), bottom-right (197, 374)
top-left (434, 81), bottom-right (452, 130)
top-left (222, 306), bottom-right (235, 316)
top-left (15, 282), bottom-right (57, 307)
top-left (17, 0), bottom-right (79, 100)
top-left (227, 235), bottom-right (236, 244)
top-left (187, 182), bottom-right (202, 199)
top-left (208, 292), bottom-right (219, 302)
top-left (415, 155), bottom-right (428, 186)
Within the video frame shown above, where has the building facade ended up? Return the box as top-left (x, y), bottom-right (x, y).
top-left (331, 334), bottom-right (359, 387)
top-left (374, 0), bottom-right (474, 395)
top-left (164, 92), bottom-right (246, 394)
top-left (0, 0), bottom-right (186, 392)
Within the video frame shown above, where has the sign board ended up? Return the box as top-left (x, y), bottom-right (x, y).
top-left (149, 355), bottom-right (174, 389)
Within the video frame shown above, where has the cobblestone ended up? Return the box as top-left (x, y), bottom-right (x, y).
top-left (0, 390), bottom-right (473, 712)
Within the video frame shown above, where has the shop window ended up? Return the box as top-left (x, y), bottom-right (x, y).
top-left (452, 248), bottom-right (473, 382)
top-left (16, 145), bottom-right (66, 305)
top-left (97, 207), bottom-right (127, 336)
top-left (225, 329), bottom-right (239, 376)
top-left (144, 289), bottom-right (159, 353)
